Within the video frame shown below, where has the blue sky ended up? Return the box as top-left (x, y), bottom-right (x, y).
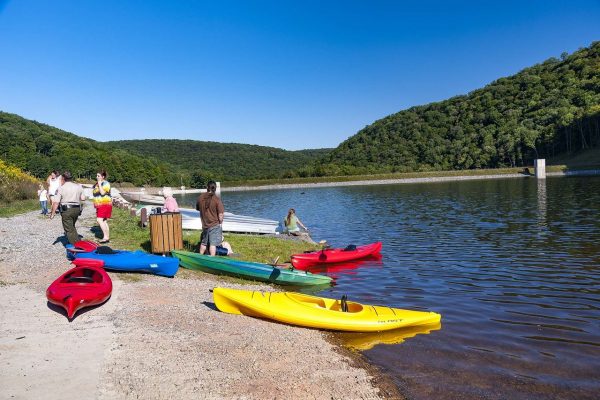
top-left (0, 1), bottom-right (598, 150)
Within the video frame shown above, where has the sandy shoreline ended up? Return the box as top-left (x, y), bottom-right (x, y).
top-left (0, 206), bottom-right (402, 399)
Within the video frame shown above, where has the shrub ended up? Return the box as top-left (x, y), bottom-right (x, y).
top-left (0, 159), bottom-right (39, 203)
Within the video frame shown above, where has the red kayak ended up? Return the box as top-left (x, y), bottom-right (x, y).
top-left (46, 264), bottom-right (112, 319)
top-left (66, 240), bottom-right (100, 255)
top-left (290, 242), bottom-right (383, 270)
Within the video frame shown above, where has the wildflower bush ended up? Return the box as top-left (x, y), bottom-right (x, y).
top-left (0, 159), bottom-right (39, 203)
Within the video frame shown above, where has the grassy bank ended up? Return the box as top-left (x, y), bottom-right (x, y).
top-left (0, 199), bottom-right (40, 218)
top-left (0, 159), bottom-right (40, 217)
top-left (222, 148), bottom-right (600, 187)
top-left (222, 164), bottom-right (598, 188)
top-left (107, 207), bottom-right (317, 264)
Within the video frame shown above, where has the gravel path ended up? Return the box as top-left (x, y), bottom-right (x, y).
top-left (0, 204), bottom-right (401, 399)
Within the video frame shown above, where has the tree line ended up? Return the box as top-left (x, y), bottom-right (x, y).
top-left (1, 42), bottom-right (598, 185)
top-left (301, 41), bottom-right (599, 176)
top-left (0, 112), bottom-right (331, 186)
top-left (0, 112), bottom-right (182, 186)
top-left (105, 139), bottom-right (332, 182)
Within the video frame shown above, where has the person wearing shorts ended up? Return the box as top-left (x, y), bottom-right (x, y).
top-left (200, 225), bottom-right (223, 254)
top-left (93, 169), bottom-right (112, 243)
top-left (196, 180), bottom-right (224, 256)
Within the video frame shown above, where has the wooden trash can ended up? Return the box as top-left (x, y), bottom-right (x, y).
top-left (149, 212), bottom-right (183, 254)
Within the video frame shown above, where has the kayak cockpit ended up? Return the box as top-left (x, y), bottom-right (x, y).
top-left (287, 293), bottom-right (364, 313)
top-left (62, 268), bottom-right (104, 284)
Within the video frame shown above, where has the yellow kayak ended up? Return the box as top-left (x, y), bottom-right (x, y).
top-left (212, 287), bottom-right (441, 332)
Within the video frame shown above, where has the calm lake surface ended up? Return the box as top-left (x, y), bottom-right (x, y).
top-left (177, 176), bottom-right (600, 399)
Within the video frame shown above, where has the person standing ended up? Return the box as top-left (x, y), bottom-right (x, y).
top-left (195, 180), bottom-right (224, 256)
top-left (47, 170), bottom-right (60, 209)
top-left (37, 184), bottom-right (48, 215)
top-left (49, 171), bottom-right (86, 245)
top-left (162, 186), bottom-right (179, 212)
top-left (93, 170), bottom-right (112, 243)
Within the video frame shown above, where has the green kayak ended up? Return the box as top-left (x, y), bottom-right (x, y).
top-left (171, 250), bottom-right (333, 286)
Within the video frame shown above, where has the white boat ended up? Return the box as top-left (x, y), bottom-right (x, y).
top-left (135, 206), bottom-right (279, 234)
top-left (120, 192), bottom-right (165, 205)
top-left (180, 209), bottom-right (279, 234)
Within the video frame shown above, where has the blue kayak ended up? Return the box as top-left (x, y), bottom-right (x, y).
top-left (67, 245), bottom-right (179, 278)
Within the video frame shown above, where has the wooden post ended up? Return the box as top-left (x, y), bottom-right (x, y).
top-left (140, 207), bottom-right (148, 227)
top-left (216, 181), bottom-right (221, 197)
top-left (534, 159), bottom-right (546, 179)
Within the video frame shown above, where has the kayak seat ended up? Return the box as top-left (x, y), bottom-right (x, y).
top-left (343, 244), bottom-right (357, 251)
top-left (96, 246), bottom-right (117, 254)
top-left (67, 276), bottom-right (96, 283)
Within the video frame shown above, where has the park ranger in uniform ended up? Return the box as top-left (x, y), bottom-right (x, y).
top-left (50, 170), bottom-right (86, 245)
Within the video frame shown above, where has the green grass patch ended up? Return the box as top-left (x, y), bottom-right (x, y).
top-left (223, 161), bottom-right (599, 188)
top-left (182, 231), bottom-right (317, 263)
top-left (223, 167), bottom-right (533, 187)
top-left (0, 199), bottom-right (41, 218)
top-left (106, 207), bottom-right (153, 251)
top-left (108, 207), bottom-right (317, 264)
top-left (223, 234), bottom-right (318, 264)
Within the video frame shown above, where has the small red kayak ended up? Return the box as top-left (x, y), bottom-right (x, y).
top-left (66, 240), bottom-right (99, 255)
top-left (46, 264), bottom-right (112, 319)
top-left (290, 242), bottom-right (383, 270)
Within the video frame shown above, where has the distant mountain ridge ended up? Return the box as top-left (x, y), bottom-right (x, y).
top-left (0, 111), bottom-right (180, 186)
top-left (105, 139), bottom-right (332, 181)
top-left (0, 112), bottom-right (332, 185)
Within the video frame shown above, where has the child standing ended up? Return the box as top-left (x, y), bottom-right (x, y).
top-left (37, 184), bottom-right (48, 215)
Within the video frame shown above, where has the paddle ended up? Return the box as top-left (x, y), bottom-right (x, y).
top-left (268, 256), bottom-right (295, 270)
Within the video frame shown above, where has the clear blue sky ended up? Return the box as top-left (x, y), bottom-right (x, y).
top-left (1, 1), bottom-right (598, 150)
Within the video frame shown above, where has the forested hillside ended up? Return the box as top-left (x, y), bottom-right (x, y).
top-left (0, 112), bottom-right (180, 186)
top-left (0, 112), bottom-right (331, 185)
top-left (305, 42), bottom-right (600, 176)
top-left (106, 139), bottom-right (332, 181)
top-left (2, 43), bottom-right (597, 185)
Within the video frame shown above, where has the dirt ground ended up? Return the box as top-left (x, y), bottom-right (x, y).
top-left (0, 205), bottom-right (403, 399)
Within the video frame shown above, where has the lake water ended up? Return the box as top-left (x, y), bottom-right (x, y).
top-left (177, 176), bottom-right (600, 399)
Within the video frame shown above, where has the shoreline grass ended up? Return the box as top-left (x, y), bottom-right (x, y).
top-left (222, 164), bottom-right (600, 188)
top-left (0, 199), bottom-right (41, 218)
top-left (106, 207), bottom-right (317, 263)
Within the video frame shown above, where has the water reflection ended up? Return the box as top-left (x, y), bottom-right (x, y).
top-left (301, 254), bottom-right (384, 278)
top-left (338, 322), bottom-right (442, 351)
top-left (537, 178), bottom-right (547, 228)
